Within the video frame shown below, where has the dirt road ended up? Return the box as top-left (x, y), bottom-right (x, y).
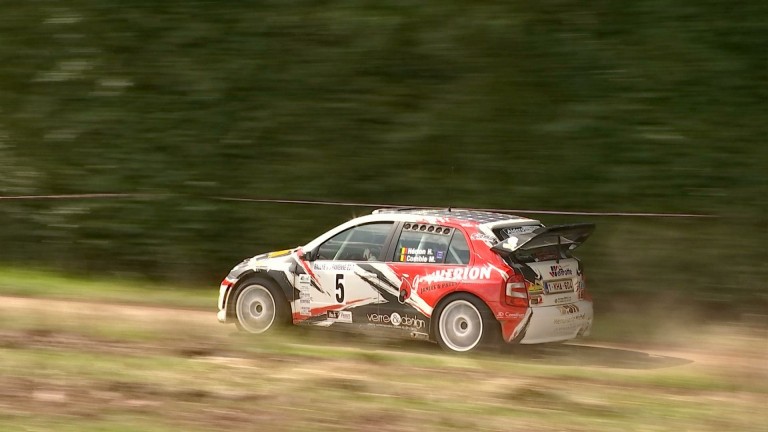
top-left (1, 295), bottom-right (764, 371)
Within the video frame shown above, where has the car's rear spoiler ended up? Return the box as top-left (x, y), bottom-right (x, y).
top-left (491, 223), bottom-right (596, 255)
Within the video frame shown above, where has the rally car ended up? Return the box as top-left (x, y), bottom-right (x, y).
top-left (217, 208), bottom-right (595, 353)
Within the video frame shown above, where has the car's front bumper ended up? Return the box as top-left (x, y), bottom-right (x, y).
top-left (217, 279), bottom-right (236, 323)
top-left (217, 308), bottom-right (229, 323)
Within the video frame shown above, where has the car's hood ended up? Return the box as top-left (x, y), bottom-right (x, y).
top-left (226, 247), bottom-right (299, 279)
top-left (251, 248), bottom-right (295, 261)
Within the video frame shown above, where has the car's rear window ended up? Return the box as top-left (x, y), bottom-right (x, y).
top-left (445, 231), bottom-right (470, 265)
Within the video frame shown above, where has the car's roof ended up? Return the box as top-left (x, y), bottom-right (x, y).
top-left (303, 208), bottom-right (541, 251)
top-left (372, 208), bottom-right (538, 227)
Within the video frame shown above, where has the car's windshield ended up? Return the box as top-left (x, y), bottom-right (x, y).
top-left (317, 222), bottom-right (393, 261)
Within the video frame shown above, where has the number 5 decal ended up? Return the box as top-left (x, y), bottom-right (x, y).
top-left (335, 274), bottom-right (345, 303)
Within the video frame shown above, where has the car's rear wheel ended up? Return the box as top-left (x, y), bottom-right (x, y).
top-left (434, 294), bottom-right (498, 353)
top-left (233, 280), bottom-right (289, 334)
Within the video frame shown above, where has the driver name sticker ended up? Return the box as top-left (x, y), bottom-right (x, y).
top-left (313, 262), bottom-right (354, 272)
top-left (398, 247), bottom-right (441, 263)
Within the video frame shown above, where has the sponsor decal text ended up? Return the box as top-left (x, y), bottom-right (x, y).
top-left (412, 266), bottom-right (494, 293)
top-left (313, 262), bottom-right (355, 272)
top-left (327, 310), bottom-right (353, 323)
top-left (367, 312), bottom-right (425, 329)
top-left (496, 311), bottom-right (526, 319)
top-left (557, 304), bottom-right (580, 315)
top-left (549, 265), bottom-right (574, 278)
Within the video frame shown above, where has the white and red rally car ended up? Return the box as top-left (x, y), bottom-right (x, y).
top-left (217, 209), bottom-right (595, 353)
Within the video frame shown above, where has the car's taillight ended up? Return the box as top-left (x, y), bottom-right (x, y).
top-left (504, 271), bottom-right (528, 307)
top-left (578, 275), bottom-right (591, 301)
top-left (577, 262), bottom-right (591, 301)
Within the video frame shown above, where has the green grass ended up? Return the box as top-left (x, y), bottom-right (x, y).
top-left (0, 266), bottom-right (213, 309)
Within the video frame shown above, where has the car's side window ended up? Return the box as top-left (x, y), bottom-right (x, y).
top-left (445, 231), bottom-right (471, 265)
top-left (392, 225), bottom-right (452, 264)
top-left (317, 222), bottom-right (393, 261)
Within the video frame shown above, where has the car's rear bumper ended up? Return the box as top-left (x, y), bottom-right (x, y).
top-left (512, 300), bottom-right (593, 344)
top-left (502, 300), bottom-right (592, 344)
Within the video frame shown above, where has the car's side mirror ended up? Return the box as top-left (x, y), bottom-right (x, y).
top-left (302, 248), bottom-right (318, 261)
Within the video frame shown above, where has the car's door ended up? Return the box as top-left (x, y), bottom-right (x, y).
top-left (306, 222), bottom-right (395, 326)
top-left (376, 223), bottom-right (468, 335)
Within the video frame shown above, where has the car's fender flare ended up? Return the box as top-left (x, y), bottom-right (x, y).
top-left (225, 270), bottom-right (292, 319)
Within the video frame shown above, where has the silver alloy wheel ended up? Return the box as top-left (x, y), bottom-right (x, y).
top-left (235, 285), bottom-right (277, 334)
top-left (438, 299), bottom-right (484, 352)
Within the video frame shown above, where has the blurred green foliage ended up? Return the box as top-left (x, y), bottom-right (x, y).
top-left (0, 1), bottom-right (765, 312)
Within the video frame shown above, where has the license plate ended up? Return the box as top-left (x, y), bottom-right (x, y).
top-left (545, 279), bottom-right (573, 294)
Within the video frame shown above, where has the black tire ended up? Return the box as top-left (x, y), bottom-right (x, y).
top-left (432, 293), bottom-right (500, 353)
top-left (231, 278), bottom-right (290, 334)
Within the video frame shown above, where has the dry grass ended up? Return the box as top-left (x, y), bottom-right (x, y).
top-left (0, 296), bottom-right (766, 432)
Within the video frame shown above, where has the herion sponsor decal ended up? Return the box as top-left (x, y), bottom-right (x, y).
top-left (327, 310), bottom-right (353, 323)
top-left (553, 295), bottom-right (572, 304)
top-left (313, 262), bottom-right (355, 272)
top-left (367, 312), bottom-right (425, 329)
top-left (413, 265), bottom-right (494, 292)
top-left (558, 304), bottom-right (580, 315)
top-left (549, 265), bottom-right (574, 278)
top-left (398, 277), bottom-right (412, 303)
top-left (419, 280), bottom-right (459, 294)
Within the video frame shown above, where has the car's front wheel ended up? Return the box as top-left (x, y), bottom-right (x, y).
top-left (233, 280), bottom-right (289, 334)
top-left (434, 294), bottom-right (498, 353)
